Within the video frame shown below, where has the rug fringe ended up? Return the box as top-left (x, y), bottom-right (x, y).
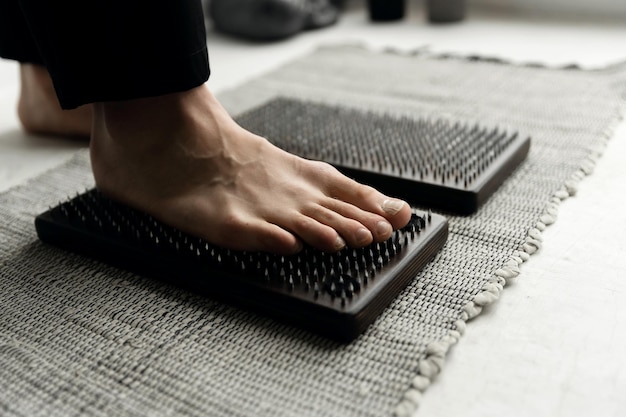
top-left (315, 42), bottom-right (626, 73)
top-left (392, 78), bottom-right (626, 417)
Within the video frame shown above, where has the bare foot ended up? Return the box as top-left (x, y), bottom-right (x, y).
top-left (90, 84), bottom-right (411, 254)
top-left (17, 64), bottom-right (92, 138)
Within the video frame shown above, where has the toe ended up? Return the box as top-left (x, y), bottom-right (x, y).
top-left (379, 198), bottom-right (412, 230)
top-left (210, 212), bottom-right (303, 254)
top-left (325, 171), bottom-right (412, 230)
top-left (301, 204), bottom-right (375, 248)
top-left (321, 197), bottom-right (393, 242)
top-left (255, 223), bottom-right (304, 254)
top-left (286, 212), bottom-right (349, 252)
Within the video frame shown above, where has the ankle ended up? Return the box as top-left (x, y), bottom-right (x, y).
top-left (93, 85), bottom-right (233, 152)
top-left (96, 88), bottom-right (192, 143)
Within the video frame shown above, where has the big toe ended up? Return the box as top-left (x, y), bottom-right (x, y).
top-left (380, 198), bottom-right (412, 230)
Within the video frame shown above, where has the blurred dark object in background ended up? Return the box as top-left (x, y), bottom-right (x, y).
top-left (366, 0), bottom-right (466, 23)
top-left (367, 0), bottom-right (405, 21)
top-left (427, 0), bottom-right (466, 23)
top-left (209, 0), bottom-right (341, 40)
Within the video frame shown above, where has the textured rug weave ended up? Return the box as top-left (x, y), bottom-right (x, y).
top-left (2, 45), bottom-right (626, 417)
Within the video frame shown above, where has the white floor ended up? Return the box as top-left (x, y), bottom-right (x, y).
top-left (1, 2), bottom-right (625, 417)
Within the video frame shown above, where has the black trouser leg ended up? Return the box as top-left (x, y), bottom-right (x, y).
top-left (0, 0), bottom-right (44, 64)
top-left (0, 0), bottom-right (210, 109)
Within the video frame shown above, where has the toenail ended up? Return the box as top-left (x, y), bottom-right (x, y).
top-left (356, 227), bottom-right (372, 244)
top-left (382, 199), bottom-right (406, 215)
top-left (334, 235), bottom-right (347, 250)
top-left (376, 221), bottom-right (392, 238)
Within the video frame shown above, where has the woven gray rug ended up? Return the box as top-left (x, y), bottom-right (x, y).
top-left (2, 45), bottom-right (626, 417)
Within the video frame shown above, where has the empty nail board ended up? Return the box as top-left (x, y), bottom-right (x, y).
top-left (35, 190), bottom-right (448, 341)
top-left (236, 97), bottom-right (531, 214)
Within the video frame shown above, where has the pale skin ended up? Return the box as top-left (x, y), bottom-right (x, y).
top-left (18, 63), bottom-right (412, 254)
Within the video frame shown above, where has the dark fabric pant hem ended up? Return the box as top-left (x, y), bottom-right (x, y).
top-left (1, 0), bottom-right (210, 109)
top-left (50, 47), bottom-right (210, 109)
top-left (0, 53), bottom-right (45, 66)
